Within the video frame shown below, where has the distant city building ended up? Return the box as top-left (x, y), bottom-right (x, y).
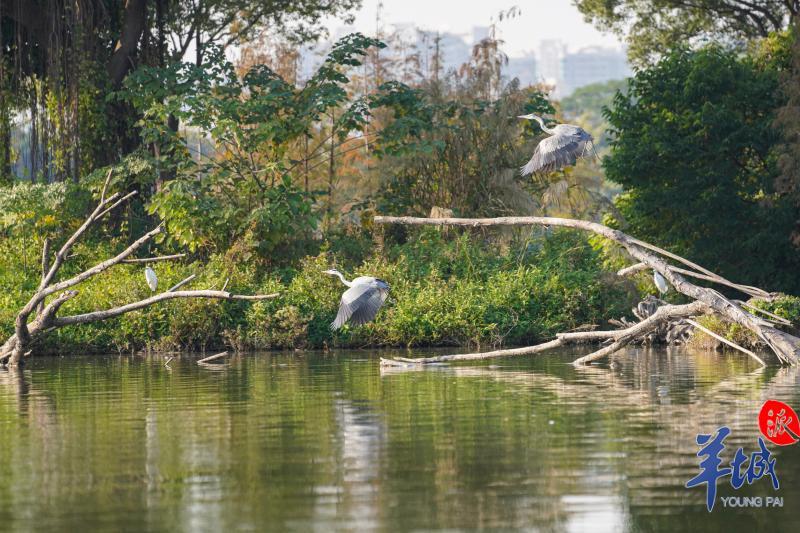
top-left (429, 30), bottom-right (472, 73)
top-left (505, 55), bottom-right (538, 87)
top-left (299, 26), bottom-right (628, 97)
top-left (471, 26), bottom-right (490, 44)
top-left (561, 46), bottom-right (630, 96)
top-left (538, 39), bottom-right (566, 92)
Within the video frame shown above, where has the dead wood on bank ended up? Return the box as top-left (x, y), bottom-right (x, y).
top-left (374, 215), bottom-right (798, 367)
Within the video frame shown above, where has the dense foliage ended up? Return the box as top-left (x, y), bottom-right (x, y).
top-left (118, 35), bottom-right (388, 260)
top-left (0, 211), bottom-right (633, 353)
top-left (575, 0), bottom-right (796, 65)
top-left (603, 44), bottom-right (800, 293)
top-left (0, 0), bottom-right (362, 183)
top-left (2, 0), bottom-right (800, 356)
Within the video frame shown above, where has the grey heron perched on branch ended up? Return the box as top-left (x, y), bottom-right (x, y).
top-left (323, 269), bottom-right (390, 330)
top-left (518, 114), bottom-right (596, 175)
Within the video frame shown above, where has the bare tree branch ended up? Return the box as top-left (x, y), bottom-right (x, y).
top-left (375, 215), bottom-right (800, 366)
top-left (100, 169), bottom-right (113, 204)
top-left (617, 262), bottom-right (649, 276)
top-left (52, 290), bottom-right (278, 327)
top-left (168, 274), bottom-right (196, 292)
top-left (2, 182), bottom-right (281, 367)
top-left (197, 351), bottom-right (229, 364)
top-left (380, 301), bottom-right (709, 367)
top-left (121, 254), bottom-right (187, 264)
top-left (685, 319), bottom-right (765, 365)
top-left (617, 261), bottom-right (768, 299)
top-left (36, 238), bottom-right (51, 315)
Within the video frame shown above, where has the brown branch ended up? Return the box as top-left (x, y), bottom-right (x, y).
top-left (108, 0), bottom-right (148, 87)
top-left (374, 215), bottom-right (799, 365)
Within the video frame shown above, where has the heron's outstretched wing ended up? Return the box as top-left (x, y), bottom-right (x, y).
top-left (521, 134), bottom-right (583, 175)
top-left (331, 284), bottom-right (389, 330)
top-left (348, 288), bottom-right (388, 326)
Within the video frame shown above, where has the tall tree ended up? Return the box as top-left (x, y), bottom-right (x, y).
top-left (574, 0), bottom-right (798, 64)
top-left (774, 17), bottom-right (800, 247)
top-left (0, 0), bottom-right (361, 182)
top-left (603, 44), bottom-right (800, 292)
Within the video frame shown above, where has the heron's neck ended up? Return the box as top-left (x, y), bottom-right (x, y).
top-left (333, 271), bottom-right (353, 287)
top-left (533, 115), bottom-right (555, 135)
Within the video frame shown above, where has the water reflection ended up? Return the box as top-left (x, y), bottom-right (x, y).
top-left (0, 348), bottom-right (798, 532)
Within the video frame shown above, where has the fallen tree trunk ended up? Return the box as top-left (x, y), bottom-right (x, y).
top-left (374, 215), bottom-right (800, 366)
top-left (1, 173), bottom-right (278, 367)
top-left (380, 301), bottom-right (715, 366)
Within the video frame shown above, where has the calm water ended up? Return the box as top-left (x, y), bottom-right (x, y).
top-left (0, 348), bottom-right (798, 532)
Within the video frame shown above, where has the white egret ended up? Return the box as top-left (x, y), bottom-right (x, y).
top-left (653, 270), bottom-right (669, 295)
top-left (323, 269), bottom-right (390, 330)
top-left (144, 266), bottom-right (158, 292)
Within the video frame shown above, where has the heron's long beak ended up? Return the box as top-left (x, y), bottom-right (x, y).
top-left (517, 114), bottom-right (532, 119)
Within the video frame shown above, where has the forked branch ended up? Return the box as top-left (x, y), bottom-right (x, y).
top-left (1, 179), bottom-right (279, 367)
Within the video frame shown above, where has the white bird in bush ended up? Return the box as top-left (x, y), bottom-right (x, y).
top-left (144, 266), bottom-right (158, 292)
top-left (323, 269), bottom-right (390, 330)
top-left (653, 270), bottom-right (669, 295)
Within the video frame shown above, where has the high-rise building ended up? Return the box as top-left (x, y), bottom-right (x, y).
top-left (433, 31), bottom-right (472, 72)
top-left (505, 55), bottom-right (538, 87)
top-left (561, 46), bottom-right (630, 96)
top-left (472, 26), bottom-right (490, 44)
top-left (538, 39), bottom-right (565, 90)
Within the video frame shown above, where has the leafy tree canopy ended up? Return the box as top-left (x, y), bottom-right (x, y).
top-left (574, 0), bottom-right (797, 64)
top-left (112, 34), bottom-right (409, 263)
top-left (603, 43), bottom-right (800, 292)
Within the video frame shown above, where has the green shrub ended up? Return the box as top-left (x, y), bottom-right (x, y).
top-left (1, 225), bottom-right (638, 354)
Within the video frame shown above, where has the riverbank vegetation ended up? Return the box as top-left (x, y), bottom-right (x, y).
top-left (1, 1), bottom-right (800, 358)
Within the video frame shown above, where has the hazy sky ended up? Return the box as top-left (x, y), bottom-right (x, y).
top-left (324, 0), bottom-right (623, 56)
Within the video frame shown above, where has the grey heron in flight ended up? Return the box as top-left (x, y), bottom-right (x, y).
top-left (144, 266), bottom-right (158, 291)
top-left (323, 269), bottom-right (390, 330)
top-left (518, 114), bottom-right (595, 175)
top-left (653, 270), bottom-right (669, 295)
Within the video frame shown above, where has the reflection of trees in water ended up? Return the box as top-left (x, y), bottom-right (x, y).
top-left (379, 348), bottom-right (799, 530)
top-left (0, 352), bottom-right (797, 531)
top-left (0, 367), bottom-right (64, 508)
top-left (312, 399), bottom-right (385, 529)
